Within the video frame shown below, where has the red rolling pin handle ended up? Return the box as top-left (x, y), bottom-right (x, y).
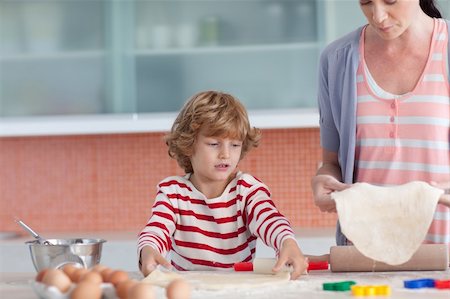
top-left (307, 260), bottom-right (329, 271)
top-left (234, 262), bottom-right (254, 271)
top-left (233, 260), bottom-right (329, 272)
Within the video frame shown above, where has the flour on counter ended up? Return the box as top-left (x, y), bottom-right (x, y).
top-left (142, 268), bottom-right (290, 290)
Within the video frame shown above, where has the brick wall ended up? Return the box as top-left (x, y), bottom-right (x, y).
top-left (0, 128), bottom-right (337, 233)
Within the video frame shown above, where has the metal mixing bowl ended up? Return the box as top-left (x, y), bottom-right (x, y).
top-left (26, 238), bottom-right (106, 272)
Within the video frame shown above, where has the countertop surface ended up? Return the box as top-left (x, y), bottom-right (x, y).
top-left (1, 270), bottom-right (449, 299)
top-left (4, 228), bottom-right (449, 298)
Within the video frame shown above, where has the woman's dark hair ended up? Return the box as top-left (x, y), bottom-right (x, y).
top-left (420, 0), bottom-right (442, 18)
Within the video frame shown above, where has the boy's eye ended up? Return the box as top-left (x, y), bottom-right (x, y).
top-left (359, 0), bottom-right (371, 5)
top-left (232, 143), bottom-right (242, 147)
top-left (208, 142), bottom-right (219, 146)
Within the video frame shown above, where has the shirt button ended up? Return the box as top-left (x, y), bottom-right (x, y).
top-left (389, 132), bottom-right (394, 138)
top-left (391, 103), bottom-right (396, 109)
top-left (390, 116), bottom-right (395, 122)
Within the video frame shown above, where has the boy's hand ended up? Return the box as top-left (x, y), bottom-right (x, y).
top-left (273, 238), bottom-right (308, 280)
top-left (140, 246), bottom-right (172, 277)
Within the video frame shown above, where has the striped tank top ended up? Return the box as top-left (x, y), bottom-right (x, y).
top-left (355, 18), bottom-right (450, 244)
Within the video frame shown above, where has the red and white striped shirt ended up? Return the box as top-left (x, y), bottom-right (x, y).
top-left (138, 171), bottom-right (295, 271)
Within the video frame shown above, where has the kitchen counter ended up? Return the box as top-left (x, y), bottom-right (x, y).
top-left (1, 270), bottom-right (449, 298)
top-left (0, 228), bottom-right (336, 272)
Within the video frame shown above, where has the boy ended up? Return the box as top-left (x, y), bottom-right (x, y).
top-left (138, 91), bottom-right (307, 279)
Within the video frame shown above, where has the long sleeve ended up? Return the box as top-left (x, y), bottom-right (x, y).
top-left (138, 188), bottom-right (177, 257)
top-left (243, 179), bottom-right (295, 252)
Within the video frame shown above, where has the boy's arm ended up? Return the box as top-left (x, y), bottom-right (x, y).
top-left (138, 192), bottom-right (177, 273)
top-left (244, 181), bottom-right (308, 279)
top-left (245, 184), bottom-right (295, 251)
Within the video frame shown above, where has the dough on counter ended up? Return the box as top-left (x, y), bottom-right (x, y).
top-left (142, 268), bottom-right (290, 290)
top-left (142, 268), bottom-right (183, 287)
top-left (331, 181), bottom-right (443, 265)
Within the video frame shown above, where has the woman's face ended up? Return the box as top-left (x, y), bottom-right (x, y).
top-left (359, 0), bottom-right (422, 40)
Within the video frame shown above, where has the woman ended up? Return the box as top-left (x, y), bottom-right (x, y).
top-left (312, 0), bottom-right (450, 246)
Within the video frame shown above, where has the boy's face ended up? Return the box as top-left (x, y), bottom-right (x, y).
top-left (190, 131), bottom-right (243, 184)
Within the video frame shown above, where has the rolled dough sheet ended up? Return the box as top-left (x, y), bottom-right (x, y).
top-left (142, 269), bottom-right (290, 290)
top-left (331, 181), bottom-right (443, 265)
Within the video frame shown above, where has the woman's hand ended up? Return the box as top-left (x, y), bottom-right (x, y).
top-left (431, 181), bottom-right (450, 208)
top-left (273, 238), bottom-right (308, 280)
top-left (312, 150), bottom-right (350, 213)
top-left (139, 246), bottom-right (172, 277)
top-left (311, 174), bottom-right (350, 213)
top-left (439, 193), bottom-right (450, 207)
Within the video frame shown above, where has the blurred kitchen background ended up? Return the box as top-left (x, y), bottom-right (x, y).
top-left (1, 0), bottom-right (449, 236)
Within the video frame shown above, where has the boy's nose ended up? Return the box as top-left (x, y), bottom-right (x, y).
top-left (219, 146), bottom-right (230, 159)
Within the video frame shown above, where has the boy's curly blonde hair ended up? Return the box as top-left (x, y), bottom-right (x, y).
top-left (165, 90), bottom-right (261, 173)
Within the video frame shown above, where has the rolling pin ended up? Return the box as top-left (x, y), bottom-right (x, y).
top-left (234, 258), bottom-right (292, 274)
top-left (329, 244), bottom-right (449, 272)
